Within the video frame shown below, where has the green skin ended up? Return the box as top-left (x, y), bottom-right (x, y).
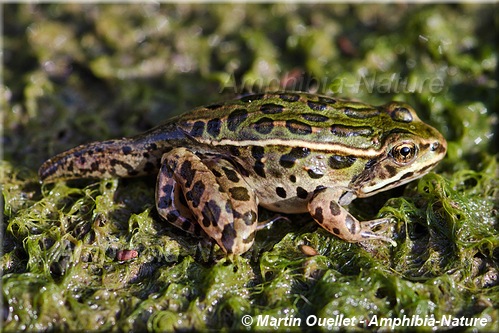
top-left (39, 92), bottom-right (447, 255)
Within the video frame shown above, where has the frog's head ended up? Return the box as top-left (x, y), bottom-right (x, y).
top-left (352, 102), bottom-right (447, 198)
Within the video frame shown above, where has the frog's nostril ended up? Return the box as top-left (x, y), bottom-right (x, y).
top-left (430, 142), bottom-right (440, 151)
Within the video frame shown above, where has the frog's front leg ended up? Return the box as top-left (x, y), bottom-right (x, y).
top-left (308, 187), bottom-right (396, 246)
top-left (156, 148), bottom-right (258, 255)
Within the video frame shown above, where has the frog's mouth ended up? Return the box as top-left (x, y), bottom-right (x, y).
top-left (357, 151), bottom-right (445, 198)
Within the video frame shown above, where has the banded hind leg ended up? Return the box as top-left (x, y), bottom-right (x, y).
top-left (156, 156), bottom-right (204, 237)
top-left (156, 148), bottom-right (258, 254)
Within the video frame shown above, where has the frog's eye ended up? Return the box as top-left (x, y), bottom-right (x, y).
top-left (391, 142), bottom-right (418, 164)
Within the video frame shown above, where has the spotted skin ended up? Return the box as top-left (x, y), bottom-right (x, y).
top-left (39, 92), bottom-right (447, 255)
top-left (308, 187), bottom-right (393, 243)
top-left (156, 148), bottom-right (257, 254)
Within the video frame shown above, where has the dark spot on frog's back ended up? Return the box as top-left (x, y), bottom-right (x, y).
top-left (286, 120), bottom-right (312, 135)
top-left (307, 101), bottom-right (328, 111)
top-left (331, 125), bottom-right (373, 137)
top-left (253, 117), bottom-right (274, 134)
top-left (301, 113), bottom-right (329, 122)
top-left (260, 103), bottom-right (284, 114)
top-left (279, 93), bottom-right (300, 102)
top-left (318, 96), bottom-right (337, 104)
top-left (190, 121), bottom-right (205, 137)
top-left (207, 118), bottom-right (222, 138)
top-left (315, 185), bottom-right (326, 193)
top-left (344, 108), bottom-right (380, 119)
top-left (227, 108), bottom-right (248, 132)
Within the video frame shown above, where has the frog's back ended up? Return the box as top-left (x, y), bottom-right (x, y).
top-left (178, 92), bottom-right (425, 153)
top-left (39, 92), bottom-right (438, 183)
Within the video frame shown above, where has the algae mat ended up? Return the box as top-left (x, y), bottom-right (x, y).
top-left (2, 3), bottom-right (498, 332)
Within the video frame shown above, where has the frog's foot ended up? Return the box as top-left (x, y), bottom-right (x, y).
top-left (157, 148), bottom-right (259, 255)
top-left (357, 217), bottom-right (397, 247)
top-left (308, 187), bottom-right (396, 246)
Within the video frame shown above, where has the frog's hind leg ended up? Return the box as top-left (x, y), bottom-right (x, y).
top-left (202, 156), bottom-right (259, 254)
top-left (157, 148), bottom-right (258, 255)
top-left (156, 160), bottom-right (204, 237)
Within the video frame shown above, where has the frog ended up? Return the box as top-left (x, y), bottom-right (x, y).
top-left (39, 92), bottom-right (447, 255)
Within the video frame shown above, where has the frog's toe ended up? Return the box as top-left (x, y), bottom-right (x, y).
top-left (359, 218), bottom-right (397, 246)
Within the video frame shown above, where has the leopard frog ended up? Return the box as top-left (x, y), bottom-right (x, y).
top-left (39, 92), bottom-right (447, 255)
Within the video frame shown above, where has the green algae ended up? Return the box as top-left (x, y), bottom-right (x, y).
top-left (2, 3), bottom-right (498, 332)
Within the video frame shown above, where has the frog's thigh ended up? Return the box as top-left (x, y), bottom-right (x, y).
top-left (161, 148), bottom-right (257, 254)
top-left (156, 154), bottom-right (203, 236)
top-left (308, 187), bottom-right (393, 243)
top-left (203, 157), bottom-right (258, 255)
